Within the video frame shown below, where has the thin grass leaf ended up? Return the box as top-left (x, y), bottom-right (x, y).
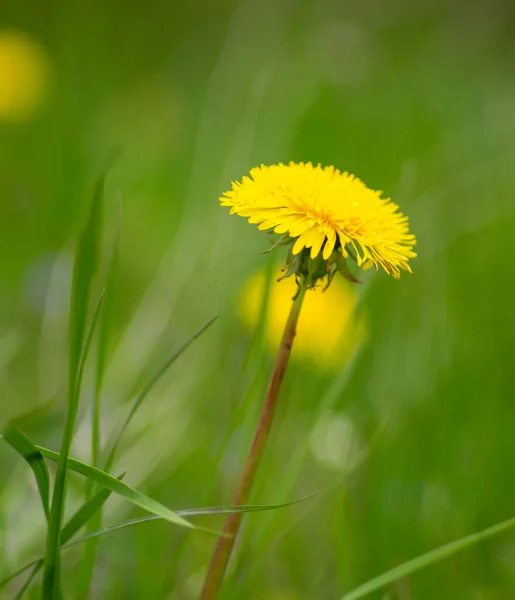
top-left (13, 564), bottom-right (40, 600)
top-left (104, 314), bottom-right (218, 473)
top-left (43, 167), bottom-right (107, 599)
top-left (0, 561), bottom-right (40, 591)
top-left (93, 197), bottom-right (120, 469)
top-left (340, 515), bottom-right (515, 600)
top-left (43, 290), bottom-right (104, 584)
top-left (37, 445), bottom-right (224, 537)
top-left (63, 491), bottom-right (318, 547)
top-left (1, 426), bottom-right (50, 520)
top-left (68, 174), bottom-right (105, 385)
top-left (78, 206), bottom-right (121, 599)
top-left (0, 475), bottom-right (123, 591)
top-left (62, 474), bottom-right (125, 543)
top-left (0, 492), bottom-right (317, 590)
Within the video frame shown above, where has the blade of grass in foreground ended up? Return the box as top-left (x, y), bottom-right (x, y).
top-left (1, 426), bottom-right (50, 521)
top-left (0, 492), bottom-right (317, 592)
top-left (42, 170), bottom-right (106, 599)
top-left (37, 446), bottom-right (224, 536)
top-left (77, 200), bottom-right (120, 599)
top-left (104, 314), bottom-right (218, 473)
top-left (2, 294), bottom-right (103, 598)
top-left (340, 515), bottom-right (515, 600)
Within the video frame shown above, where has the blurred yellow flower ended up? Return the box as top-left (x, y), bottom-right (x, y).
top-left (239, 267), bottom-right (365, 368)
top-left (0, 29), bottom-right (51, 122)
top-left (221, 162), bottom-right (416, 278)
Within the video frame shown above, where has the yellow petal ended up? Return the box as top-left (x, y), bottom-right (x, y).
top-left (310, 231), bottom-right (326, 259)
top-left (322, 228), bottom-right (336, 260)
top-left (293, 235), bottom-right (306, 255)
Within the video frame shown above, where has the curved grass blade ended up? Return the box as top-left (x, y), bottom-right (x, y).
top-left (37, 446), bottom-right (224, 537)
top-left (1, 427), bottom-right (50, 521)
top-left (64, 490), bottom-right (319, 546)
top-left (0, 492), bottom-right (317, 591)
top-left (340, 515), bottom-right (515, 600)
top-left (104, 314), bottom-right (218, 473)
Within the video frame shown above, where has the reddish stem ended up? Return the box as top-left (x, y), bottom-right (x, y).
top-left (200, 283), bottom-right (307, 600)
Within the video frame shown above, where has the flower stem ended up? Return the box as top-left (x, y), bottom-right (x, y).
top-left (200, 280), bottom-right (307, 600)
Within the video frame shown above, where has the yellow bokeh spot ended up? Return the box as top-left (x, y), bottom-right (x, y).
top-left (239, 268), bottom-right (365, 369)
top-left (0, 29), bottom-right (51, 122)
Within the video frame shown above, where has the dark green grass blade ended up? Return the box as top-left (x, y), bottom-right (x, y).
top-left (104, 315), bottom-right (218, 473)
top-left (0, 476), bottom-right (123, 591)
top-left (0, 492), bottom-right (317, 591)
top-left (340, 515), bottom-right (515, 600)
top-left (78, 206), bottom-right (121, 599)
top-left (43, 168), bottom-right (107, 599)
top-left (1, 426), bottom-right (50, 521)
top-left (38, 446), bottom-right (224, 536)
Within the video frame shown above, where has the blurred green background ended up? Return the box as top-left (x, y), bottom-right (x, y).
top-left (2, 0), bottom-right (515, 598)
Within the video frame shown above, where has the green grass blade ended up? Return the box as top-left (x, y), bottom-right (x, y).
top-left (340, 515), bottom-right (515, 600)
top-left (43, 168), bottom-right (107, 599)
top-left (68, 173), bottom-right (105, 386)
top-left (0, 477), bottom-right (122, 592)
top-left (0, 561), bottom-right (40, 591)
top-left (62, 474), bottom-right (124, 544)
top-left (93, 198), bottom-right (120, 470)
top-left (12, 564), bottom-right (40, 600)
top-left (75, 169), bottom-right (120, 599)
top-left (37, 445), bottom-right (224, 536)
top-left (77, 207), bottom-right (120, 599)
top-left (63, 491), bottom-right (318, 547)
top-left (42, 288), bottom-right (105, 591)
top-left (1, 426), bottom-right (50, 521)
top-left (0, 491), bottom-right (316, 592)
top-left (104, 315), bottom-right (218, 473)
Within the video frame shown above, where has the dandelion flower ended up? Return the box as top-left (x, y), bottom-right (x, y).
top-left (220, 162), bottom-right (416, 279)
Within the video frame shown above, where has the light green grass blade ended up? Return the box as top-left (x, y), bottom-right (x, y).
top-left (64, 491), bottom-right (319, 546)
top-left (0, 475), bottom-right (123, 592)
top-left (38, 445), bottom-right (224, 536)
top-left (340, 515), bottom-right (515, 600)
top-left (0, 492), bottom-right (317, 591)
top-left (62, 474), bottom-right (124, 543)
top-left (43, 169), bottom-right (107, 599)
top-left (104, 314), bottom-right (218, 473)
top-left (1, 426), bottom-right (50, 521)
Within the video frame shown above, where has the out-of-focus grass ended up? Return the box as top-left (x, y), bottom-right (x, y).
top-left (1, 0), bottom-right (515, 598)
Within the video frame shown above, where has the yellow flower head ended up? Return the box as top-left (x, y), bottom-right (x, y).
top-left (220, 162), bottom-right (416, 279)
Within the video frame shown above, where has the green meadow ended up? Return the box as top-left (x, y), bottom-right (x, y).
top-left (1, 1), bottom-right (515, 598)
